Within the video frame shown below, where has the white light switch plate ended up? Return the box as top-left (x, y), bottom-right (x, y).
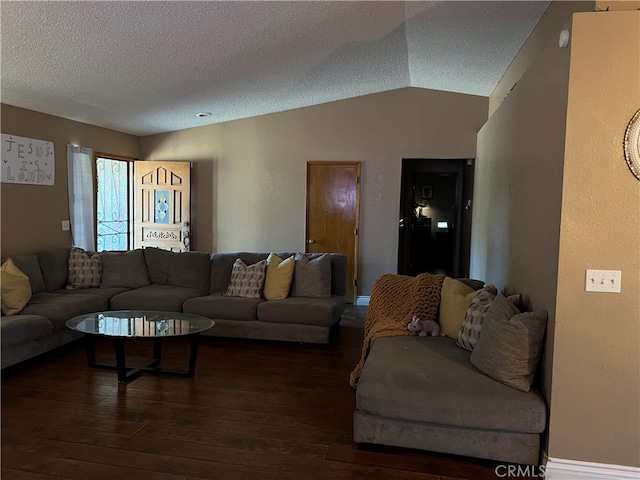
top-left (61, 220), bottom-right (70, 231)
top-left (585, 269), bottom-right (621, 293)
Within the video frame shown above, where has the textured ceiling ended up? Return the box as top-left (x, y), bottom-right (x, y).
top-left (1, 1), bottom-right (550, 136)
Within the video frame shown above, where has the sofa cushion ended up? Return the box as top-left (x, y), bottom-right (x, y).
top-left (38, 248), bottom-right (69, 291)
top-left (263, 253), bottom-right (295, 300)
top-left (7, 254), bottom-right (45, 294)
top-left (471, 295), bottom-right (548, 392)
top-left (224, 259), bottom-right (267, 299)
top-left (356, 336), bottom-right (547, 434)
top-left (457, 284), bottom-right (497, 351)
top-left (20, 292), bottom-right (108, 331)
top-left (67, 247), bottom-right (102, 289)
top-left (507, 293), bottom-right (524, 310)
top-left (183, 293), bottom-right (260, 321)
top-left (439, 277), bottom-right (477, 339)
top-left (458, 278), bottom-right (485, 291)
top-left (1, 259), bottom-right (32, 315)
top-left (290, 254), bottom-right (331, 298)
top-left (101, 249), bottom-right (150, 288)
top-left (53, 286), bottom-right (131, 301)
top-left (144, 247), bottom-right (210, 291)
top-left (1, 315), bottom-right (53, 348)
top-left (109, 284), bottom-right (205, 312)
top-left (325, 253), bottom-right (348, 297)
top-left (257, 295), bottom-right (344, 327)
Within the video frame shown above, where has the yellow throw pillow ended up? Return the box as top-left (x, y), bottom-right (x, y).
top-left (1, 258), bottom-right (32, 315)
top-left (439, 277), bottom-right (478, 339)
top-left (263, 253), bottom-right (295, 300)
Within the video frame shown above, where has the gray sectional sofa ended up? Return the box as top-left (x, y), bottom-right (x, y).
top-left (1, 248), bottom-right (347, 369)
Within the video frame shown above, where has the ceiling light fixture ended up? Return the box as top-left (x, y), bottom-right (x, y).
top-left (196, 112), bottom-right (212, 118)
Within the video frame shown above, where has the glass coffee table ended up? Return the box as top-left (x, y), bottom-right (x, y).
top-left (66, 310), bottom-right (214, 382)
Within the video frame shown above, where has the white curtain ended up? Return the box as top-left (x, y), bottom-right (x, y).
top-left (67, 145), bottom-right (95, 251)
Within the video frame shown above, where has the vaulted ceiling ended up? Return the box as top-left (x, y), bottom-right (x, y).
top-left (1, 1), bottom-right (550, 136)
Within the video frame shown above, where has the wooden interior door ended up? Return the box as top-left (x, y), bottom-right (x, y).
top-left (306, 162), bottom-right (360, 303)
top-left (134, 161), bottom-right (191, 252)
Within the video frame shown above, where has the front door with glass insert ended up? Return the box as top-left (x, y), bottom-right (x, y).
top-left (134, 161), bottom-right (191, 252)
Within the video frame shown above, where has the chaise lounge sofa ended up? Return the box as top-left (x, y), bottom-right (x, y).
top-left (351, 273), bottom-right (548, 465)
top-left (1, 247), bottom-right (347, 369)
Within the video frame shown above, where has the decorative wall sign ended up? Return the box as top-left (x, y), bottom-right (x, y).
top-left (1, 134), bottom-right (55, 185)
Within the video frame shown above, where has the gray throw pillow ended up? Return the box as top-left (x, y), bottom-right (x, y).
top-left (224, 259), bottom-right (267, 299)
top-left (457, 284), bottom-right (497, 351)
top-left (290, 253), bottom-right (331, 299)
top-left (470, 295), bottom-right (547, 392)
top-left (101, 249), bottom-right (150, 288)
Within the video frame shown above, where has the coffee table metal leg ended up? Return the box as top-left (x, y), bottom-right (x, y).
top-left (114, 338), bottom-right (127, 382)
top-left (84, 335), bottom-right (96, 367)
top-left (187, 333), bottom-right (200, 377)
top-left (152, 338), bottom-right (162, 366)
top-left (82, 333), bottom-right (203, 381)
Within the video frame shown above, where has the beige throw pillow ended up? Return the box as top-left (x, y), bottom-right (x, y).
top-left (67, 247), bottom-right (102, 289)
top-left (263, 253), bottom-right (295, 300)
top-left (439, 277), bottom-right (478, 339)
top-left (224, 259), bottom-right (267, 299)
top-left (470, 295), bottom-right (548, 392)
top-left (1, 258), bottom-right (32, 315)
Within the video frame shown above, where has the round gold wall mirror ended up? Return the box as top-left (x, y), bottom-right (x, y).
top-left (624, 108), bottom-right (640, 181)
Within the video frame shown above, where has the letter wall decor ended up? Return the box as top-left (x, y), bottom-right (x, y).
top-left (1, 133), bottom-right (55, 185)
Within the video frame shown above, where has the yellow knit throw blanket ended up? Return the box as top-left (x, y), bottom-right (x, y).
top-left (349, 272), bottom-right (445, 388)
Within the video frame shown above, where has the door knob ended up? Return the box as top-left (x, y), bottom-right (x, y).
top-left (307, 239), bottom-right (316, 244)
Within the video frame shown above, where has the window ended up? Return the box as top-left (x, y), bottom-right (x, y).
top-left (96, 155), bottom-right (133, 252)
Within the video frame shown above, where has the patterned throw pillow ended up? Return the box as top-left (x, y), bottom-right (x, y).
top-left (457, 284), bottom-right (497, 351)
top-left (290, 254), bottom-right (331, 299)
top-left (263, 253), bottom-right (295, 300)
top-left (224, 259), bottom-right (267, 299)
top-left (470, 295), bottom-right (548, 392)
top-left (1, 258), bottom-right (32, 315)
top-left (67, 247), bottom-right (102, 289)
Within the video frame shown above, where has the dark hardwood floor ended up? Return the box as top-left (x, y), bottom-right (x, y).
top-left (2, 308), bottom-right (512, 480)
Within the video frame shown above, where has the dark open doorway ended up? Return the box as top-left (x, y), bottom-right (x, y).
top-left (398, 159), bottom-right (474, 278)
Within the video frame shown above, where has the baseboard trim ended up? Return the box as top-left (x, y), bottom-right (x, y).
top-left (545, 456), bottom-right (640, 479)
top-left (355, 296), bottom-right (370, 306)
